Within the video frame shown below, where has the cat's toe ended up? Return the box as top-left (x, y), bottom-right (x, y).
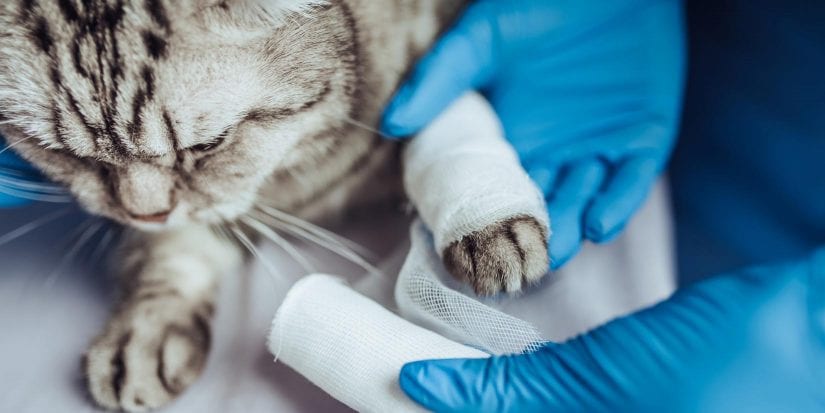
top-left (443, 216), bottom-right (549, 296)
top-left (85, 299), bottom-right (212, 412)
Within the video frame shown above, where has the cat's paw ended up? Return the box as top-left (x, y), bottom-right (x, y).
top-left (443, 216), bottom-right (549, 296)
top-left (85, 294), bottom-right (213, 412)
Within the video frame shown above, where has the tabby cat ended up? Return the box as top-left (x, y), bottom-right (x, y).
top-left (0, 1), bottom-right (549, 411)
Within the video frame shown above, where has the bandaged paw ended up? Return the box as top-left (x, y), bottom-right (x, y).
top-left (402, 93), bottom-right (550, 295)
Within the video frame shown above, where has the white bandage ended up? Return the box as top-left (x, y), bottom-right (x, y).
top-left (402, 92), bottom-right (549, 253)
top-left (268, 275), bottom-right (489, 413)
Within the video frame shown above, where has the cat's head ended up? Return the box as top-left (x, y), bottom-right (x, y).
top-left (0, 0), bottom-right (355, 230)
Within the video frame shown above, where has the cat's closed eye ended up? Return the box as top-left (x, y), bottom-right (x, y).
top-left (190, 129), bottom-right (230, 152)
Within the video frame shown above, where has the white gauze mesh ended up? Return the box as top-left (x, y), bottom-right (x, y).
top-left (268, 274), bottom-right (489, 413)
top-left (395, 220), bottom-right (546, 355)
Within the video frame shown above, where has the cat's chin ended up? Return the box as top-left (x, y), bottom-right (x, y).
top-left (127, 220), bottom-right (177, 232)
top-left (126, 210), bottom-right (233, 232)
top-left (125, 215), bottom-right (216, 232)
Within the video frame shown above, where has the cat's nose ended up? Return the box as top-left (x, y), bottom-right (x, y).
top-left (132, 210), bottom-right (171, 223)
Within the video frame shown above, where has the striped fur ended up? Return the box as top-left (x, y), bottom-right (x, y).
top-left (0, 1), bottom-right (550, 411)
top-left (1, 1), bottom-right (469, 411)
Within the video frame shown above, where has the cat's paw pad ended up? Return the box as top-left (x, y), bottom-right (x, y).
top-left (443, 216), bottom-right (549, 296)
top-left (85, 296), bottom-right (212, 412)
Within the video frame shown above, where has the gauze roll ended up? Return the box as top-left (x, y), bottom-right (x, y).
top-left (402, 92), bottom-right (549, 253)
top-left (268, 274), bottom-right (488, 413)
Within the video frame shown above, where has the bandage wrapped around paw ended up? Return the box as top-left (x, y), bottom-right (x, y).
top-left (267, 93), bottom-right (552, 412)
top-left (402, 93), bottom-right (549, 253)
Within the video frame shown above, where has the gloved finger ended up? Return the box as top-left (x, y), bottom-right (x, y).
top-left (583, 156), bottom-right (659, 243)
top-left (400, 355), bottom-right (556, 413)
top-left (527, 165), bottom-right (559, 196)
top-left (546, 159), bottom-right (606, 269)
top-left (401, 344), bottom-right (586, 413)
top-left (380, 3), bottom-right (497, 138)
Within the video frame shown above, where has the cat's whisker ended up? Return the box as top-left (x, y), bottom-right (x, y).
top-left (252, 210), bottom-right (380, 276)
top-left (336, 115), bottom-right (394, 140)
top-left (260, 216), bottom-right (350, 258)
top-left (211, 223), bottom-right (235, 244)
top-left (0, 166), bottom-right (57, 182)
top-left (89, 225), bottom-right (117, 265)
top-left (229, 225), bottom-right (281, 284)
top-left (279, 165), bottom-right (312, 188)
top-left (0, 183), bottom-right (68, 196)
top-left (240, 216), bottom-right (315, 273)
top-left (0, 171), bottom-right (66, 186)
top-left (0, 176), bottom-right (73, 202)
top-left (254, 203), bottom-right (374, 258)
top-left (0, 207), bottom-right (73, 247)
top-left (45, 219), bottom-right (105, 287)
top-left (251, 211), bottom-right (337, 254)
top-left (0, 135), bottom-right (36, 156)
top-left (251, 205), bottom-right (379, 272)
top-left (0, 184), bottom-right (73, 203)
top-left (0, 175), bottom-right (69, 194)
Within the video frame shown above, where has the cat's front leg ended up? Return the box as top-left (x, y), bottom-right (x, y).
top-left (85, 225), bottom-right (242, 412)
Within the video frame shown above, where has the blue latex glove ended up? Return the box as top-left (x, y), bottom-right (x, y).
top-left (381, 0), bottom-right (685, 268)
top-left (399, 248), bottom-right (825, 413)
top-left (0, 135), bottom-right (44, 208)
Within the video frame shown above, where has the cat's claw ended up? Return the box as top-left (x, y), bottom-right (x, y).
top-left (442, 215), bottom-right (549, 296)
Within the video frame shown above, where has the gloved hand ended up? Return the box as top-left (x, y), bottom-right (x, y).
top-left (0, 135), bottom-right (45, 207)
top-left (399, 248), bottom-right (825, 413)
top-left (382, 0), bottom-right (685, 268)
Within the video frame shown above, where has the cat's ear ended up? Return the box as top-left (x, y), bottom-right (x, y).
top-left (197, 0), bottom-right (329, 29)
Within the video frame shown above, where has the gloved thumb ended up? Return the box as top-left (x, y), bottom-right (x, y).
top-left (380, 3), bottom-right (498, 137)
top-left (399, 352), bottom-right (564, 413)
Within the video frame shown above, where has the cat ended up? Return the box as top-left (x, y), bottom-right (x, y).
top-left (0, 1), bottom-right (549, 411)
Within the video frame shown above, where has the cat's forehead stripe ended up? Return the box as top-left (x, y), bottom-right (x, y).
top-left (56, 0), bottom-right (81, 23)
top-left (18, 0), bottom-right (177, 158)
top-left (142, 30), bottom-right (169, 60)
top-left (144, 0), bottom-right (171, 31)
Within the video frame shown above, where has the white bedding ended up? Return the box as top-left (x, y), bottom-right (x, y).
top-left (0, 180), bottom-right (674, 413)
